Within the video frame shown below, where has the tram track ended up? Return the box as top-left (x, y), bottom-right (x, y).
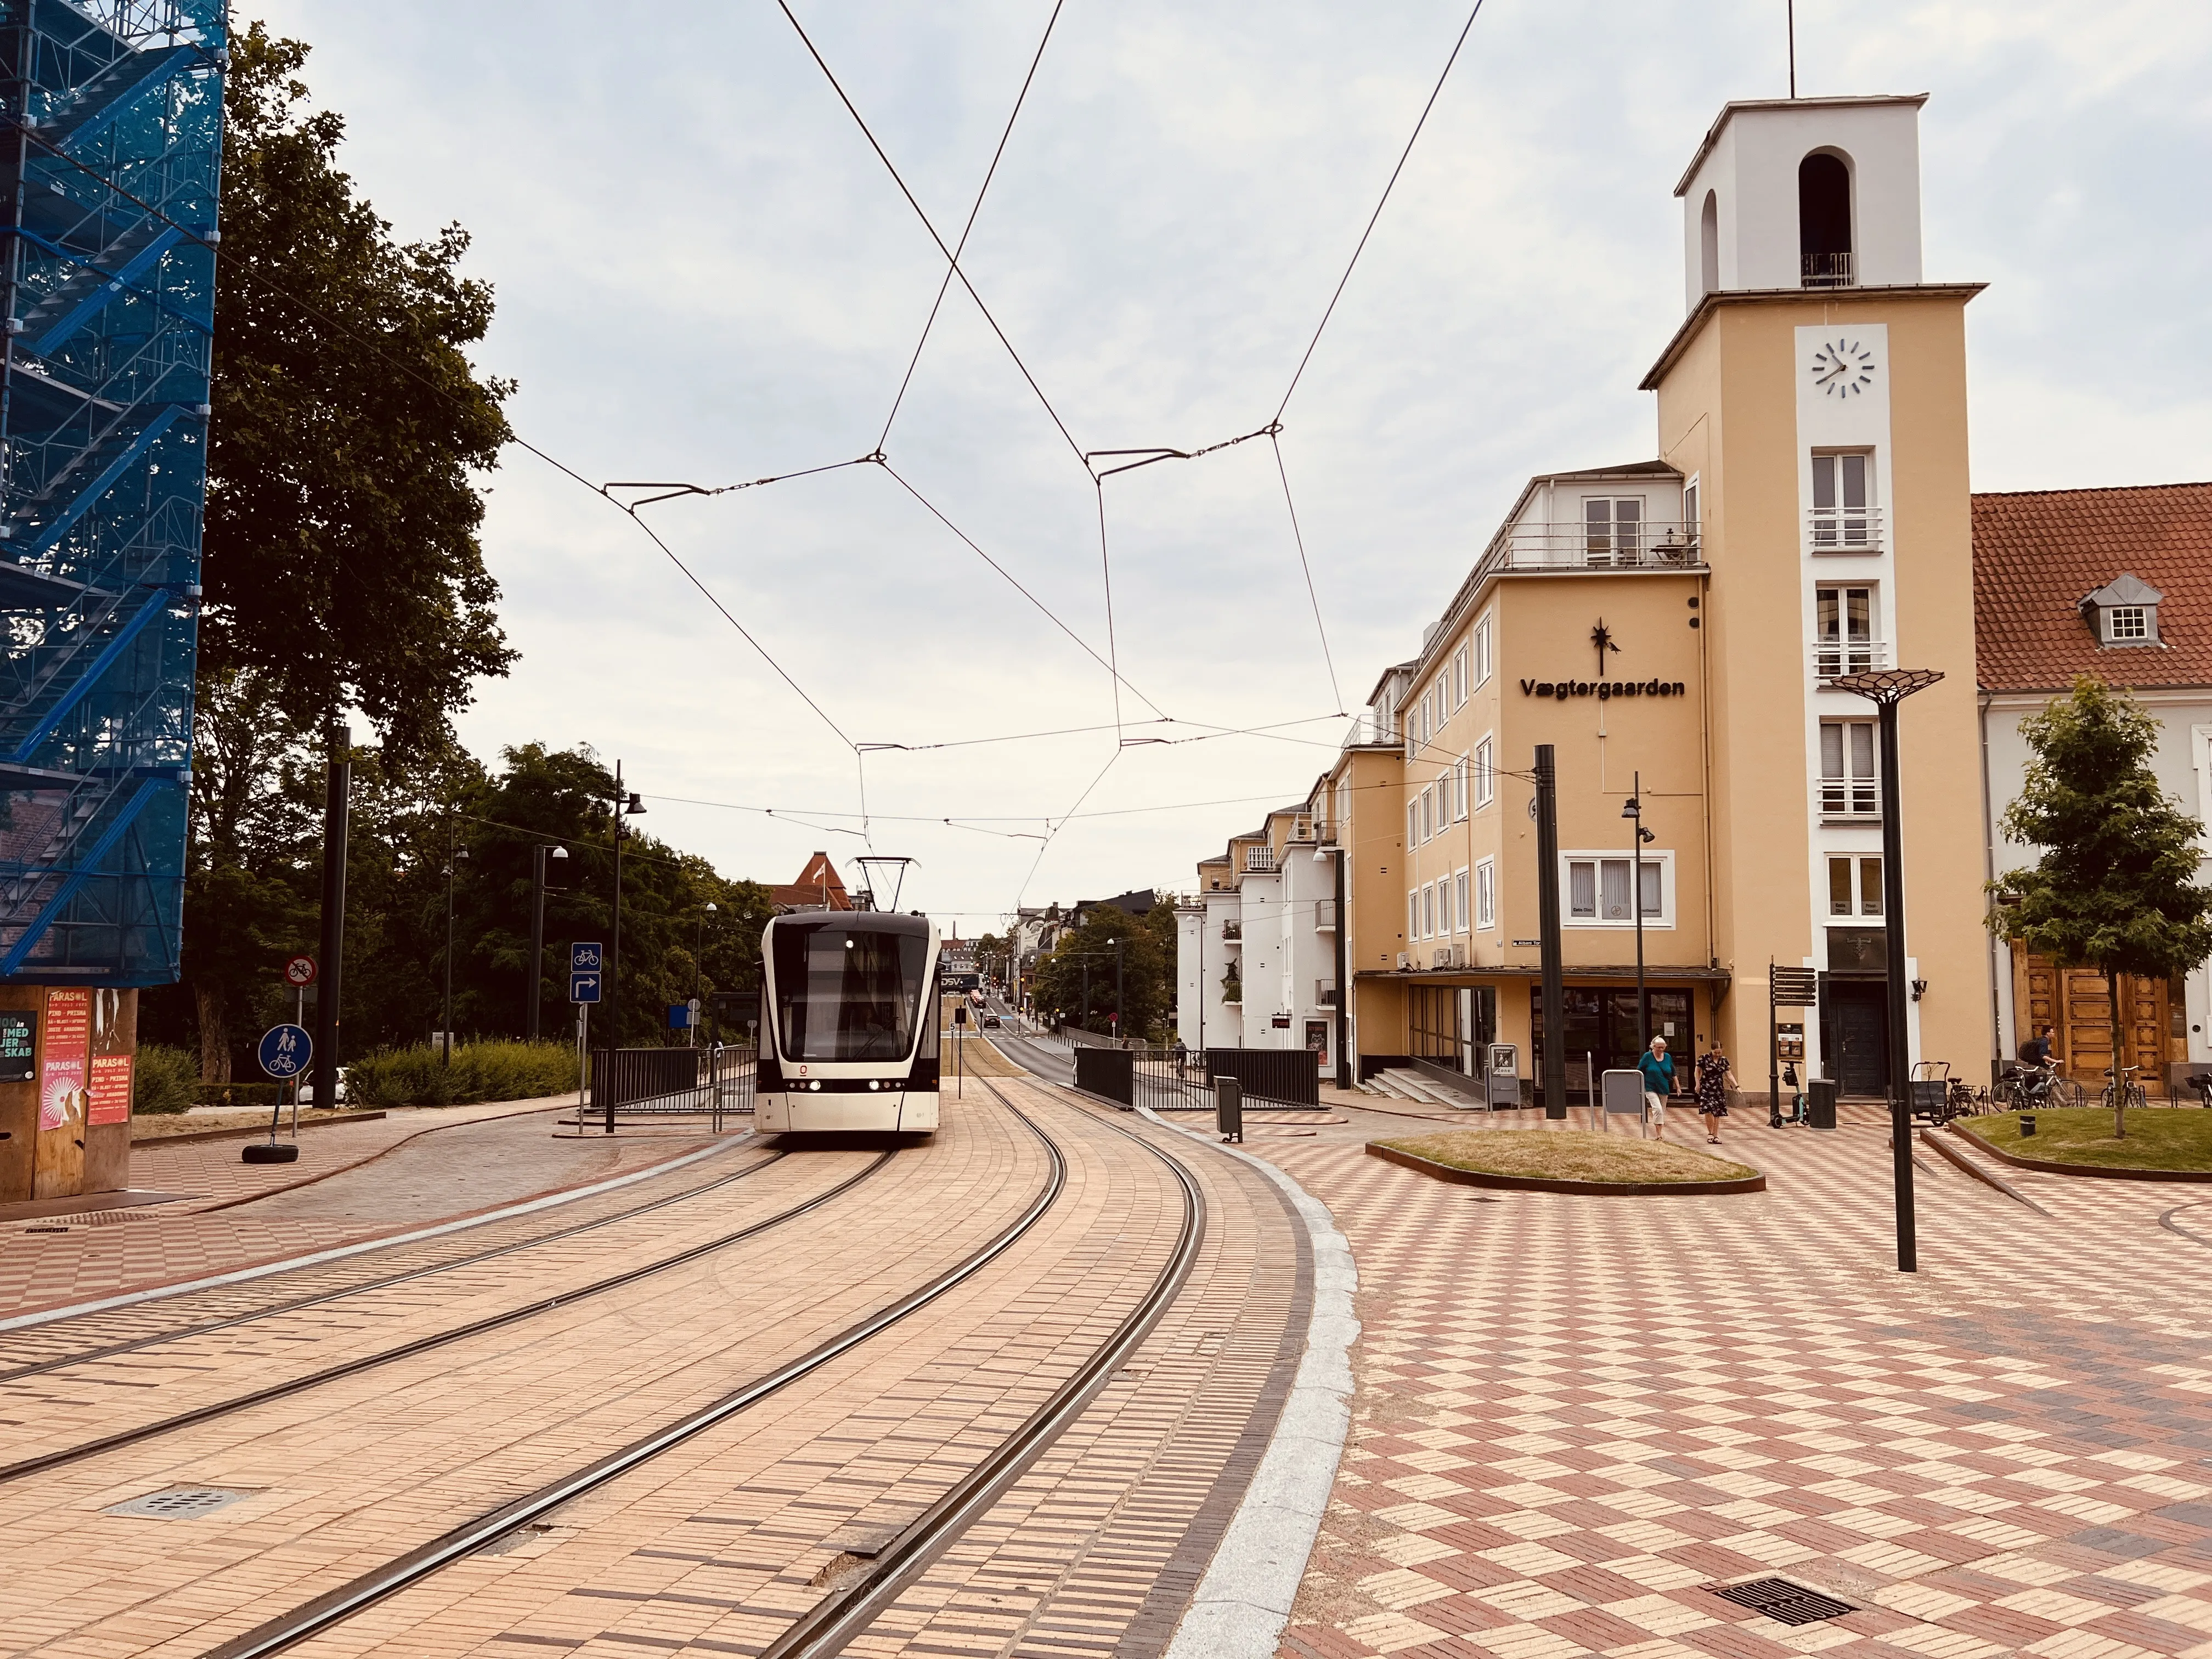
top-left (196, 1075), bottom-right (1206, 1659)
top-left (0, 1147), bottom-right (894, 1487)
top-left (1, 1141), bottom-right (789, 1384)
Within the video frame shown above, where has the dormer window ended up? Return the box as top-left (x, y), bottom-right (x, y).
top-left (2080, 573), bottom-right (2163, 648)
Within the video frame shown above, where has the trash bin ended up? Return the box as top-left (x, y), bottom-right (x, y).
top-left (1215, 1075), bottom-right (1244, 1144)
top-left (1807, 1077), bottom-right (1838, 1131)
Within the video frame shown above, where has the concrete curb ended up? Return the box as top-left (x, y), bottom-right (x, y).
top-left (1132, 1101), bottom-right (1357, 1659)
top-left (1953, 1122), bottom-right (2212, 1183)
top-left (1365, 1139), bottom-right (1766, 1195)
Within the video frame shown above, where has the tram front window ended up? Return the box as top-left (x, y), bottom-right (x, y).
top-left (775, 923), bottom-right (929, 1060)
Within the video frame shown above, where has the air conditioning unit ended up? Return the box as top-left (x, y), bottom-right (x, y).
top-left (1431, 948), bottom-right (1452, 969)
top-left (1450, 943), bottom-right (1468, 968)
top-left (1395, 953), bottom-right (1411, 970)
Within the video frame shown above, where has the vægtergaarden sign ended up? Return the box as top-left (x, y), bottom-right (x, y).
top-left (1519, 679), bottom-right (1688, 701)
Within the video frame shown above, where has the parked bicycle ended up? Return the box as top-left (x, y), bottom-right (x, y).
top-left (1991, 1062), bottom-right (2085, 1111)
top-left (2101, 1065), bottom-right (2148, 1115)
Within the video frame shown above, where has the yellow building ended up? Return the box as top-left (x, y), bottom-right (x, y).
top-left (1181, 93), bottom-right (1990, 1111)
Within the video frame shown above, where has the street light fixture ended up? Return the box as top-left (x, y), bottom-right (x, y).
top-left (1825, 664), bottom-right (1944, 1274)
top-left (528, 844), bottom-right (568, 1043)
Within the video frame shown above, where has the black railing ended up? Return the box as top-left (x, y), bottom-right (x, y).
top-left (1078, 1045), bottom-right (1314, 1111)
top-left (1204, 1047), bottom-right (1321, 1108)
top-left (588, 1046), bottom-right (755, 1128)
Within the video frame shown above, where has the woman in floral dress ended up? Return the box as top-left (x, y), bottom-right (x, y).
top-left (1695, 1042), bottom-right (1737, 1146)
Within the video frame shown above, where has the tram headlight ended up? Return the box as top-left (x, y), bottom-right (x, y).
top-left (810, 1080), bottom-right (822, 1091)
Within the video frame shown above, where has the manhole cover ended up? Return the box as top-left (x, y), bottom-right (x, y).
top-left (104, 1485), bottom-right (256, 1520)
top-left (1711, 1577), bottom-right (1857, 1626)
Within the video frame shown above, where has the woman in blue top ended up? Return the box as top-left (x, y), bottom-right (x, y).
top-left (1637, 1037), bottom-right (1674, 1138)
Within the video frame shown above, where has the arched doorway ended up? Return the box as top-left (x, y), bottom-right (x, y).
top-left (1798, 151), bottom-right (1853, 287)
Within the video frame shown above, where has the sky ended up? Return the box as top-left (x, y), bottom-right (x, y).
top-left (249, 0), bottom-right (2212, 930)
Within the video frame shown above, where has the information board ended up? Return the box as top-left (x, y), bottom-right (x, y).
top-left (88, 1053), bottom-right (134, 1126)
top-left (0, 1009), bottom-right (34, 1084)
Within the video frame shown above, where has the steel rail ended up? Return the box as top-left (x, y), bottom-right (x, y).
top-left (200, 1098), bottom-right (1074, 1659)
top-left (2, 1144), bottom-right (789, 1385)
top-left (1, 1148), bottom-right (891, 1488)
top-left (758, 1074), bottom-right (1205, 1659)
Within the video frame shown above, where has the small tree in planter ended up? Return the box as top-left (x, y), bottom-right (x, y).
top-left (1990, 676), bottom-right (2212, 1137)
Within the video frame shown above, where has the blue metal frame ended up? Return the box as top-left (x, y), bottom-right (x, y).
top-left (0, 0), bottom-right (221, 985)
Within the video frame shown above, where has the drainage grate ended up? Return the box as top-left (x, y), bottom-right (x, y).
top-left (104, 1485), bottom-right (256, 1520)
top-left (1711, 1577), bottom-right (1857, 1626)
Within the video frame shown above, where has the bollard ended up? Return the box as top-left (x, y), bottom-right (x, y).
top-left (2019, 1112), bottom-right (2036, 1138)
top-left (1215, 1075), bottom-right (1244, 1144)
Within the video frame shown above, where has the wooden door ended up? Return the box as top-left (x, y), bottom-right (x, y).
top-left (2015, 949), bottom-right (2172, 1091)
top-left (1824, 981), bottom-right (1888, 1097)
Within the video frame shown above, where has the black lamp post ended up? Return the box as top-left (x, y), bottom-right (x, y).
top-left (528, 844), bottom-right (568, 1043)
top-left (608, 760), bottom-right (647, 1044)
top-left (442, 843), bottom-right (467, 1065)
top-left (1826, 665), bottom-right (1944, 1274)
top-left (1622, 772), bottom-right (1657, 1057)
top-left (692, 901), bottom-right (717, 1047)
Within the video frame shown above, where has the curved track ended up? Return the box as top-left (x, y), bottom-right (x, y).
top-left (198, 1074), bottom-right (1206, 1659)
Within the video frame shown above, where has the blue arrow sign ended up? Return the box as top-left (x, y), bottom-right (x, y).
top-left (571, 972), bottom-right (601, 1005)
top-left (571, 941), bottom-right (602, 973)
top-left (258, 1023), bottom-right (313, 1080)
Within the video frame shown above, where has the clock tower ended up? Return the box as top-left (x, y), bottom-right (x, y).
top-left (1641, 94), bottom-right (1991, 1097)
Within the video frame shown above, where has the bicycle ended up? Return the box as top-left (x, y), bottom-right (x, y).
top-left (1994, 1063), bottom-right (2085, 1112)
top-left (2101, 1065), bottom-right (2148, 1115)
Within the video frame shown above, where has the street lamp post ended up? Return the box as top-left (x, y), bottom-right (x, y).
top-left (1827, 666), bottom-right (1944, 1274)
top-left (1110, 935), bottom-right (1124, 1043)
top-left (528, 844), bottom-right (568, 1043)
top-left (442, 844), bottom-right (468, 1065)
top-left (608, 760), bottom-right (646, 1045)
top-left (1622, 772), bottom-right (1657, 1056)
top-left (692, 901), bottom-right (717, 1048)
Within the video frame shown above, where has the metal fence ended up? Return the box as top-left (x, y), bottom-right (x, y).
top-left (1074, 1045), bottom-right (1317, 1111)
top-left (588, 1046), bottom-right (755, 1127)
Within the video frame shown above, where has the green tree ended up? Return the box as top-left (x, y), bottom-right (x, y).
top-left (206, 24), bottom-right (515, 757)
top-left (1031, 904), bottom-right (1173, 1042)
top-left (1990, 676), bottom-right (2212, 1136)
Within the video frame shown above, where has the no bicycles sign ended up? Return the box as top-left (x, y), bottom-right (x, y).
top-left (283, 955), bottom-right (318, 988)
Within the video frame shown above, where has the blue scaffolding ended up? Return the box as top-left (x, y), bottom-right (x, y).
top-left (0, 1), bottom-right (221, 985)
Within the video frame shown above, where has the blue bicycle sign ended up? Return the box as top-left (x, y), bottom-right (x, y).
top-left (258, 1023), bottom-right (313, 1080)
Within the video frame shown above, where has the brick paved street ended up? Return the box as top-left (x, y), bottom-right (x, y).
top-left (1228, 1099), bottom-right (2212, 1659)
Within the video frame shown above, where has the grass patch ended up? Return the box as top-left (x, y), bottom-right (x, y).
top-left (1961, 1107), bottom-right (2212, 1172)
top-left (1376, 1129), bottom-right (1756, 1184)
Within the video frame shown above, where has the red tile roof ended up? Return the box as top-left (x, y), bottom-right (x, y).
top-left (1972, 482), bottom-right (2212, 692)
top-left (770, 850), bottom-right (853, 912)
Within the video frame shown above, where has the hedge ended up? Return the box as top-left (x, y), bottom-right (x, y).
top-left (133, 1044), bottom-right (200, 1115)
top-left (345, 1040), bottom-right (579, 1107)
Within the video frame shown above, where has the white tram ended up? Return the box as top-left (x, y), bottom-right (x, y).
top-left (755, 910), bottom-right (941, 1134)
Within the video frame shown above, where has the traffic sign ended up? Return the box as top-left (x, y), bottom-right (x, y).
top-left (571, 972), bottom-right (601, 1005)
top-left (283, 955), bottom-right (318, 988)
top-left (258, 1023), bottom-right (313, 1079)
top-left (571, 941), bottom-right (602, 973)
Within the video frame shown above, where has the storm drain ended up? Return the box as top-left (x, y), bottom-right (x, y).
top-left (1711, 1577), bottom-right (1857, 1626)
top-left (103, 1485), bottom-right (256, 1520)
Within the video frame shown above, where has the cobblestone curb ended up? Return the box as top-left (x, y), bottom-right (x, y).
top-left (1132, 1102), bottom-right (1358, 1659)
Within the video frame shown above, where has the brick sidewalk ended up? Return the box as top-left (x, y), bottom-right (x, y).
top-left (1245, 1105), bottom-right (2212, 1659)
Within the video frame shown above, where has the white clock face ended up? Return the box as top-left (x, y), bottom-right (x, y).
top-left (1810, 338), bottom-right (1877, 398)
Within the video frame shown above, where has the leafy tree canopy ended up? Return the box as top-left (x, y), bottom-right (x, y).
top-left (205, 24), bottom-right (515, 758)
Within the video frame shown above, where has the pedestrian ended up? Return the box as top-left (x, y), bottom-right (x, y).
top-left (1695, 1040), bottom-right (1737, 1145)
top-left (1637, 1036), bottom-right (1674, 1139)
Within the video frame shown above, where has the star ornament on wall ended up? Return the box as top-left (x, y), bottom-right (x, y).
top-left (1810, 338), bottom-right (1876, 398)
top-left (1590, 619), bottom-right (1622, 679)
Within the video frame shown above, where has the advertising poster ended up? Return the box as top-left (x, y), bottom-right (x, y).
top-left (0, 1008), bottom-right (33, 1084)
top-left (88, 1053), bottom-right (134, 1126)
top-left (38, 988), bottom-right (90, 1134)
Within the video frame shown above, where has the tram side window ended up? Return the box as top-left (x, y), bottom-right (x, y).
top-left (775, 924), bottom-right (930, 1060)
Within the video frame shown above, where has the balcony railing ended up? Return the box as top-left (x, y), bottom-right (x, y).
top-left (1806, 505), bottom-right (1886, 554)
top-left (1317, 981), bottom-right (1339, 1007)
top-left (1820, 778), bottom-right (1882, 819)
top-left (1219, 921), bottom-right (1243, 944)
top-left (1811, 638), bottom-right (1891, 678)
top-left (1477, 520), bottom-right (1702, 579)
top-left (1313, 898), bottom-right (1339, 931)
top-left (1802, 251), bottom-right (1855, 288)
top-left (1243, 846), bottom-right (1276, 873)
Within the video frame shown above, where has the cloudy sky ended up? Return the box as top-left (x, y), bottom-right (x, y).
top-left (252, 0), bottom-right (2210, 929)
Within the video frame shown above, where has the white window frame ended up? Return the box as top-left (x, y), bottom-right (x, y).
top-left (1453, 867), bottom-right (1470, 934)
top-left (1423, 882), bottom-right (1436, 939)
top-left (1471, 614), bottom-right (1493, 690)
top-left (1407, 890), bottom-right (1419, 944)
top-left (1820, 719), bottom-right (1881, 818)
top-left (1683, 475), bottom-right (1701, 554)
top-left (1560, 849), bottom-right (1675, 928)
top-left (1407, 802), bottom-right (1418, 847)
top-left (1827, 854), bottom-right (1884, 917)
top-left (1451, 646), bottom-right (1468, 709)
top-left (2104, 605), bottom-right (2150, 643)
top-left (1809, 449), bottom-right (1877, 550)
top-left (1475, 858), bottom-right (1496, 931)
top-left (1473, 736), bottom-right (1495, 809)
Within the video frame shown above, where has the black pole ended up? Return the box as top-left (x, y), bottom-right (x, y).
top-left (1535, 744), bottom-right (1567, 1120)
top-left (1632, 769), bottom-right (1648, 1058)
top-left (1878, 698), bottom-right (1916, 1272)
top-left (442, 853), bottom-right (455, 1065)
top-left (312, 722), bottom-right (351, 1111)
top-left (1081, 960), bottom-right (1090, 1033)
top-left (528, 847), bottom-right (548, 1043)
top-left (610, 759), bottom-right (625, 1053)
top-left (1768, 957), bottom-right (1781, 1125)
top-left (1332, 842), bottom-right (1350, 1090)
top-left (1115, 937), bottom-right (1124, 1042)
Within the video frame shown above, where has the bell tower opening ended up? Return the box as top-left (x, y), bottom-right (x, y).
top-left (1798, 150), bottom-right (1854, 287)
top-left (1699, 190), bottom-right (1719, 293)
